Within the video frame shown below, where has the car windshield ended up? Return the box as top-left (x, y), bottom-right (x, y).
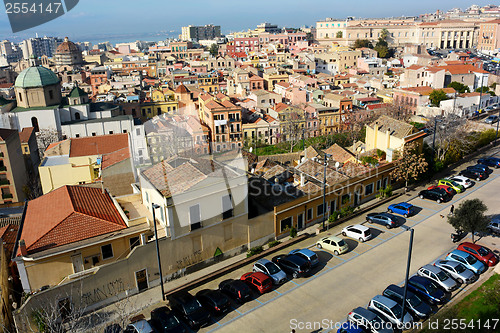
top-left (450, 181), bottom-right (460, 187)
top-left (369, 315), bottom-right (384, 326)
top-left (162, 314), bottom-right (180, 328)
top-left (265, 262), bottom-right (280, 274)
top-left (338, 240), bottom-right (346, 247)
top-left (465, 254), bottom-right (477, 265)
top-left (478, 247), bottom-right (489, 256)
top-left (426, 282), bottom-right (437, 293)
top-left (184, 299), bottom-right (202, 314)
top-left (436, 271), bottom-right (449, 281)
top-left (391, 304), bottom-right (402, 319)
top-left (408, 293), bottom-right (422, 307)
top-left (455, 263), bottom-right (466, 273)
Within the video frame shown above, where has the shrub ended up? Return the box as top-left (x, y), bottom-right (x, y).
top-left (477, 129), bottom-right (496, 147)
top-left (376, 149), bottom-right (386, 159)
top-left (290, 226), bottom-right (297, 238)
top-left (329, 211), bottom-right (340, 222)
top-left (268, 240), bottom-right (281, 248)
top-left (376, 185), bottom-right (393, 199)
top-left (247, 245), bottom-right (264, 257)
top-left (360, 156), bottom-right (378, 166)
top-left (340, 206), bottom-right (355, 218)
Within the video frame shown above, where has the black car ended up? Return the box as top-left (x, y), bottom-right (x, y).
top-left (459, 168), bottom-right (487, 181)
top-left (383, 284), bottom-right (432, 319)
top-left (218, 279), bottom-right (252, 303)
top-left (365, 212), bottom-right (398, 228)
top-left (272, 254), bottom-right (310, 278)
top-left (478, 157), bottom-right (500, 168)
top-left (195, 289), bottom-right (231, 316)
top-left (407, 276), bottom-right (446, 305)
top-left (418, 188), bottom-right (450, 203)
top-left (467, 164), bottom-right (492, 174)
top-left (150, 306), bottom-right (186, 333)
top-left (168, 292), bottom-right (211, 329)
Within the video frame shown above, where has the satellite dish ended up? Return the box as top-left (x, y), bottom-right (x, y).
top-left (249, 147), bottom-right (253, 153)
top-left (335, 161), bottom-right (340, 169)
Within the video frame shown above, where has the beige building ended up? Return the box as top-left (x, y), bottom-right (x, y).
top-left (478, 19), bottom-right (500, 51)
top-left (0, 129), bottom-right (28, 204)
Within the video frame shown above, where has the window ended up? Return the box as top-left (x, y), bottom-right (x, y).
top-left (189, 204), bottom-right (201, 230)
top-left (222, 194), bottom-right (233, 219)
top-left (341, 194), bottom-right (350, 205)
top-left (49, 90), bottom-right (54, 100)
top-left (75, 134), bottom-right (80, 138)
top-left (101, 244), bottom-right (113, 260)
top-left (129, 236), bottom-right (140, 250)
top-left (280, 216), bottom-right (292, 232)
top-left (307, 208), bottom-right (313, 220)
top-left (376, 179), bottom-right (382, 191)
top-left (317, 203), bottom-right (325, 216)
top-left (92, 132), bottom-right (96, 136)
top-left (365, 183), bottom-right (374, 196)
top-left (108, 131), bottom-right (114, 134)
top-left (136, 128), bottom-right (141, 135)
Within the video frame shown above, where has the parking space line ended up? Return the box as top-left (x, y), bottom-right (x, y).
top-left (288, 279), bottom-right (299, 286)
top-left (273, 289), bottom-right (281, 295)
top-left (253, 297), bottom-right (263, 304)
top-left (231, 306), bottom-right (242, 315)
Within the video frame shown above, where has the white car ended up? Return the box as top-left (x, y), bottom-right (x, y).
top-left (447, 175), bottom-right (473, 189)
top-left (341, 224), bottom-right (372, 242)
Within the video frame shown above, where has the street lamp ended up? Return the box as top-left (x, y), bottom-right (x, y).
top-left (496, 108), bottom-right (500, 144)
top-left (322, 153), bottom-right (332, 230)
top-left (400, 225), bottom-right (414, 324)
top-left (152, 203), bottom-right (165, 301)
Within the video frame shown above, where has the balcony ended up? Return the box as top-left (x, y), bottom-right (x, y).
top-left (0, 179), bottom-right (10, 185)
top-left (2, 193), bottom-right (13, 199)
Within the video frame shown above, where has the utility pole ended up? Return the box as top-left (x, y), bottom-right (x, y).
top-left (152, 203), bottom-right (165, 301)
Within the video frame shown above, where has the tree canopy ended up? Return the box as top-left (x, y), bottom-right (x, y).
top-left (209, 44), bottom-right (219, 57)
top-left (475, 86), bottom-right (496, 96)
top-left (429, 89), bottom-right (449, 106)
top-left (353, 39), bottom-right (373, 49)
top-left (448, 81), bottom-right (470, 94)
top-left (391, 142), bottom-right (428, 188)
top-left (447, 198), bottom-right (490, 243)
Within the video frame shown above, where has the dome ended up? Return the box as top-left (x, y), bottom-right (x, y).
top-left (15, 66), bottom-right (60, 88)
top-left (55, 37), bottom-right (80, 54)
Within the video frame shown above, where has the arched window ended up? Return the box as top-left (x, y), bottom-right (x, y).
top-left (75, 113), bottom-right (80, 120)
top-left (31, 117), bottom-right (39, 132)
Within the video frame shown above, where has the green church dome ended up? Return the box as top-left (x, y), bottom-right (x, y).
top-left (15, 66), bottom-right (60, 88)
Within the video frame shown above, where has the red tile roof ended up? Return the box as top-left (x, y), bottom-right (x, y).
top-left (69, 133), bottom-right (129, 157)
top-left (19, 127), bottom-right (34, 144)
top-left (19, 186), bottom-right (126, 255)
top-left (101, 147), bottom-right (131, 169)
top-left (0, 224), bottom-right (19, 255)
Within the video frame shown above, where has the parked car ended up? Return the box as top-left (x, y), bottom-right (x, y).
top-left (446, 175), bottom-right (473, 189)
top-left (417, 264), bottom-right (460, 292)
top-left (218, 279), bottom-right (251, 303)
top-left (387, 202), bottom-right (415, 217)
top-left (337, 321), bottom-right (364, 333)
top-left (316, 235), bottom-right (349, 255)
top-left (289, 248), bottom-right (320, 267)
top-left (477, 157), bottom-right (500, 168)
top-left (104, 324), bottom-right (123, 333)
top-left (445, 250), bottom-right (487, 275)
top-left (167, 292), bottom-right (211, 329)
top-left (252, 258), bottom-right (287, 284)
top-left (438, 179), bottom-right (464, 193)
top-left (366, 212), bottom-right (399, 229)
top-left (433, 260), bottom-right (477, 284)
top-left (484, 115), bottom-right (499, 124)
top-left (459, 168), bottom-right (487, 181)
top-left (367, 295), bottom-right (413, 329)
top-left (195, 289), bottom-right (231, 316)
top-left (150, 306), bottom-right (185, 333)
top-left (124, 320), bottom-right (155, 333)
top-left (418, 188), bottom-right (450, 203)
top-left (347, 307), bottom-right (394, 333)
top-left (272, 254), bottom-right (311, 278)
top-left (467, 164), bottom-right (492, 174)
top-left (427, 185), bottom-right (455, 196)
top-left (341, 224), bottom-right (372, 242)
top-left (407, 276), bottom-right (446, 305)
top-left (240, 272), bottom-right (273, 294)
top-left (383, 284), bottom-right (432, 320)
top-left (457, 242), bottom-right (498, 267)
top-left (488, 218), bottom-right (500, 235)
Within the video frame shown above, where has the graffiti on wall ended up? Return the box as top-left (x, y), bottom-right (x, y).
top-left (175, 250), bottom-right (202, 269)
top-left (81, 278), bottom-right (126, 305)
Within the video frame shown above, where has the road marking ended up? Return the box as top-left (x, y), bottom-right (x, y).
top-left (231, 306), bottom-right (242, 315)
top-left (273, 289), bottom-right (281, 295)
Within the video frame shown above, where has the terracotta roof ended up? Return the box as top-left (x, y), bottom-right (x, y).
top-left (437, 64), bottom-right (488, 75)
top-left (175, 84), bottom-right (189, 93)
top-left (406, 64), bottom-right (424, 70)
top-left (0, 224), bottom-right (19, 255)
top-left (101, 147), bottom-right (130, 169)
top-left (369, 115), bottom-right (415, 139)
top-left (69, 133), bottom-right (129, 157)
top-left (323, 144), bottom-right (355, 164)
top-left (19, 186), bottom-right (126, 255)
top-left (296, 159), bottom-right (348, 186)
top-left (19, 127), bottom-right (34, 143)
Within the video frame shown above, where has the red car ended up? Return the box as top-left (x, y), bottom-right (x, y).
top-left (428, 185), bottom-right (455, 196)
top-left (457, 242), bottom-right (498, 267)
top-left (240, 272), bottom-right (272, 294)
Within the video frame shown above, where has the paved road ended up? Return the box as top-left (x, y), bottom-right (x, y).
top-left (200, 154), bottom-right (500, 333)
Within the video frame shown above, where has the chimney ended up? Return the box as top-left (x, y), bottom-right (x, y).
top-left (300, 173), bottom-right (305, 186)
top-left (19, 240), bottom-right (27, 256)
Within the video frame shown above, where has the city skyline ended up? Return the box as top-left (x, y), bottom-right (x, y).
top-left (0, 0), bottom-right (497, 44)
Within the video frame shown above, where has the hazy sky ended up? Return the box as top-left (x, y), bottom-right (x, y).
top-left (0, 0), bottom-right (497, 42)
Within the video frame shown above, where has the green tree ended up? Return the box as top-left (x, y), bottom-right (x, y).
top-left (429, 89), bottom-right (449, 106)
top-left (380, 28), bottom-right (389, 41)
top-left (475, 86), bottom-right (496, 96)
top-left (391, 142), bottom-right (428, 189)
top-left (447, 199), bottom-right (489, 243)
top-left (209, 44), bottom-right (219, 57)
top-left (374, 30), bottom-right (390, 58)
top-left (448, 81), bottom-right (470, 94)
top-left (336, 31), bottom-right (343, 38)
top-left (353, 39), bottom-right (373, 49)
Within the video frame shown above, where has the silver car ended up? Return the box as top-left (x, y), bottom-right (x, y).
top-left (433, 260), bottom-right (477, 284)
top-left (368, 295), bottom-right (413, 329)
top-left (347, 307), bottom-right (394, 333)
top-left (252, 258), bottom-right (287, 285)
top-left (417, 264), bottom-right (459, 292)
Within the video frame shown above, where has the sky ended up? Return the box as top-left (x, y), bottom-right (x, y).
top-left (0, 0), bottom-right (498, 43)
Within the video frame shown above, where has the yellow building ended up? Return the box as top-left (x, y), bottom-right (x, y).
top-left (140, 100), bottom-right (179, 118)
top-left (198, 75), bottom-right (220, 93)
top-left (0, 129), bottom-right (28, 204)
top-left (263, 70), bottom-right (289, 91)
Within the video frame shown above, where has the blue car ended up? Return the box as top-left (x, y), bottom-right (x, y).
top-left (478, 157), bottom-right (500, 169)
top-left (445, 250), bottom-right (487, 275)
top-left (407, 276), bottom-right (446, 305)
top-left (387, 202), bottom-right (415, 217)
top-left (337, 321), bottom-right (363, 333)
top-left (288, 248), bottom-right (319, 267)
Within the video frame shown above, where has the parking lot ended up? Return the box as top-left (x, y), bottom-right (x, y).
top-left (133, 150), bottom-right (500, 333)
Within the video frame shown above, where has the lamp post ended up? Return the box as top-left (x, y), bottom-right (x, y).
top-left (496, 108), bottom-right (500, 144)
top-left (152, 203), bottom-right (165, 301)
top-left (322, 153), bottom-right (331, 230)
top-left (400, 225), bottom-right (414, 324)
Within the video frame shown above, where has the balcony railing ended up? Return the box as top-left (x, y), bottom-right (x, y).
top-left (2, 193), bottom-right (13, 199)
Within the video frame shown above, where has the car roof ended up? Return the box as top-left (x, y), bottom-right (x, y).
top-left (351, 307), bottom-right (377, 320)
top-left (291, 248), bottom-right (316, 256)
top-left (129, 320), bottom-right (153, 331)
top-left (420, 264), bottom-right (442, 274)
top-left (436, 259), bottom-right (460, 268)
top-left (449, 249), bottom-right (472, 258)
top-left (169, 291), bottom-right (195, 302)
top-left (410, 275), bottom-right (432, 285)
top-left (372, 295), bottom-right (398, 307)
top-left (251, 271), bottom-right (271, 281)
top-left (256, 258), bottom-right (272, 265)
top-left (459, 242), bottom-right (481, 250)
top-left (449, 175), bottom-right (467, 181)
top-left (346, 224), bottom-right (369, 231)
top-left (384, 284), bottom-right (415, 297)
top-left (324, 235), bottom-right (343, 242)
top-left (394, 202), bottom-right (413, 208)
